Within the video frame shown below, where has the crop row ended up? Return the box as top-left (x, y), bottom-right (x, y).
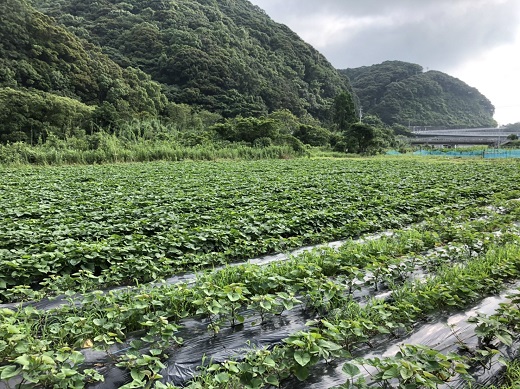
top-left (2, 159), bottom-right (520, 299)
top-left (1, 194), bottom-right (516, 305)
top-left (3, 197), bottom-right (517, 310)
top-left (338, 286), bottom-right (520, 388)
top-left (1, 200), bottom-right (519, 387)
top-left (176, 238), bottom-right (520, 389)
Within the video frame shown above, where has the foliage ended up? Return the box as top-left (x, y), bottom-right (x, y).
top-left (0, 0), bottom-right (168, 139)
top-left (332, 92), bottom-right (358, 132)
top-left (342, 345), bottom-right (472, 388)
top-left (0, 133), bottom-right (304, 166)
top-left (3, 158), bottom-right (519, 299)
top-left (1, 0), bottom-right (360, 151)
top-left (0, 87), bottom-right (94, 143)
top-left (501, 122), bottom-right (520, 131)
top-left (344, 123), bottom-right (395, 155)
top-left (2, 170), bottom-right (520, 386)
top-left (32, 0), bottom-right (354, 121)
top-left (498, 360), bottom-right (520, 389)
top-left (293, 124), bottom-right (332, 147)
top-left (341, 60), bottom-right (497, 128)
top-left (176, 209), bottom-right (520, 388)
top-left (212, 117), bottom-right (278, 144)
top-left (211, 116), bottom-right (318, 151)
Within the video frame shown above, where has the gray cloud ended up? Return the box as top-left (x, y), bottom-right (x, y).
top-left (248, 0), bottom-right (520, 72)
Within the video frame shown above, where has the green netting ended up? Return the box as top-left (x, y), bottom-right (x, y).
top-left (408, 149), bottom-right (520, 159)
top-left (484, 149), bottom-right (520, 159)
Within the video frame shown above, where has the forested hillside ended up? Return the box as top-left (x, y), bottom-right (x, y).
top-left (1, 0), bottom-right (498, 156)
top-left (341, 61), bottom-right (497, 128)
top-left (32, 0), bottom-right (351, 120)
top-left (0, 0), bottom-right (169, 142)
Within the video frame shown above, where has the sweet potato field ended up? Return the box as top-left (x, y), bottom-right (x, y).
top-left (1, 158), bottom-right (520, 388)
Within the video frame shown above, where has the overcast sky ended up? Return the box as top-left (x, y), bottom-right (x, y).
top-left (249, 0), bottom-right (520, 125)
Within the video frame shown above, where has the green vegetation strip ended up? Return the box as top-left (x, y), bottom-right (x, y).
top-left (2, 159), bottom-right (520, 302)
top-left (498, 360), bottom-right (520, 389)
top-left (339, 286), bottom-right (520, 388)
top-left (172, 235), bottom-right (520, 388)
top-left (1, 199), bottom-right (518, 387)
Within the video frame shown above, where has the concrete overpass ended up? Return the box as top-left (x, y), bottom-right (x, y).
top-left (409, 127), bottom-right (520, 147)
top-left (409, 137), bottom-right (498, 146)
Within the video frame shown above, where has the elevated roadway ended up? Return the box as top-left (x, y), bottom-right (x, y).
top-left (409, 128), bottom-right (520, 146)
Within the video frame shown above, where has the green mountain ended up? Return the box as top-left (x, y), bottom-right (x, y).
top-left (0, 0), bottom-right (168, 141)
top-left (341, 61), bottom-right (497, 128)
top-left (31, 0), bottom-right (351, 120)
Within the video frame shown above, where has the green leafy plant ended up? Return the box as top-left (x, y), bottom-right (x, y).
top-left (342, 345), bottom-right (473, 388)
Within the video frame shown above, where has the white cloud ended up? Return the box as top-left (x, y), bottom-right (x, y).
top-left (450, 30), bottom-right (520, 125)
top-left (290, 14), bottom-right (395, 49)
top-left (249, 0), bottom-right (520, 124)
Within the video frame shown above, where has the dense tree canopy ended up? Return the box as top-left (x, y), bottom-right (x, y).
top-left (0, 87), bottom-right (94, 143)
top-left (502, 122), bottom-right (520, 131)
top-left (0, 0), bottom-right (167, 110)
top-left (32, 0), bottom-right (353, 120)
top-left (344, 122), bottom-right (395, 155)
top-left (341, 61), bottom-right (497, 128)
top-left (332, 92), bottom-right (358, 132)
top-left (0, 0), bottom-right (172, 140)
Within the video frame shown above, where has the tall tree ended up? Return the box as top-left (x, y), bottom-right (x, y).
top-left (345, 122), bottom-right (395, 155)
top-left (332, 92), bottom-right (357, 132)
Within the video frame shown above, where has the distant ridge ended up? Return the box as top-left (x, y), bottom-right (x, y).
top-left (340, 61), bottom-right (497, 128)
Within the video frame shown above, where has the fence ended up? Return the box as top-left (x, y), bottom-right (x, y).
top-left (409, 149), bottom-right (520, 159)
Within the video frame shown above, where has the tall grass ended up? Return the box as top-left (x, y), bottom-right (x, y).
top-left (498, 360), bottom-right (520, 389)
top-left (0, 134), bottom-right (302, 166)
